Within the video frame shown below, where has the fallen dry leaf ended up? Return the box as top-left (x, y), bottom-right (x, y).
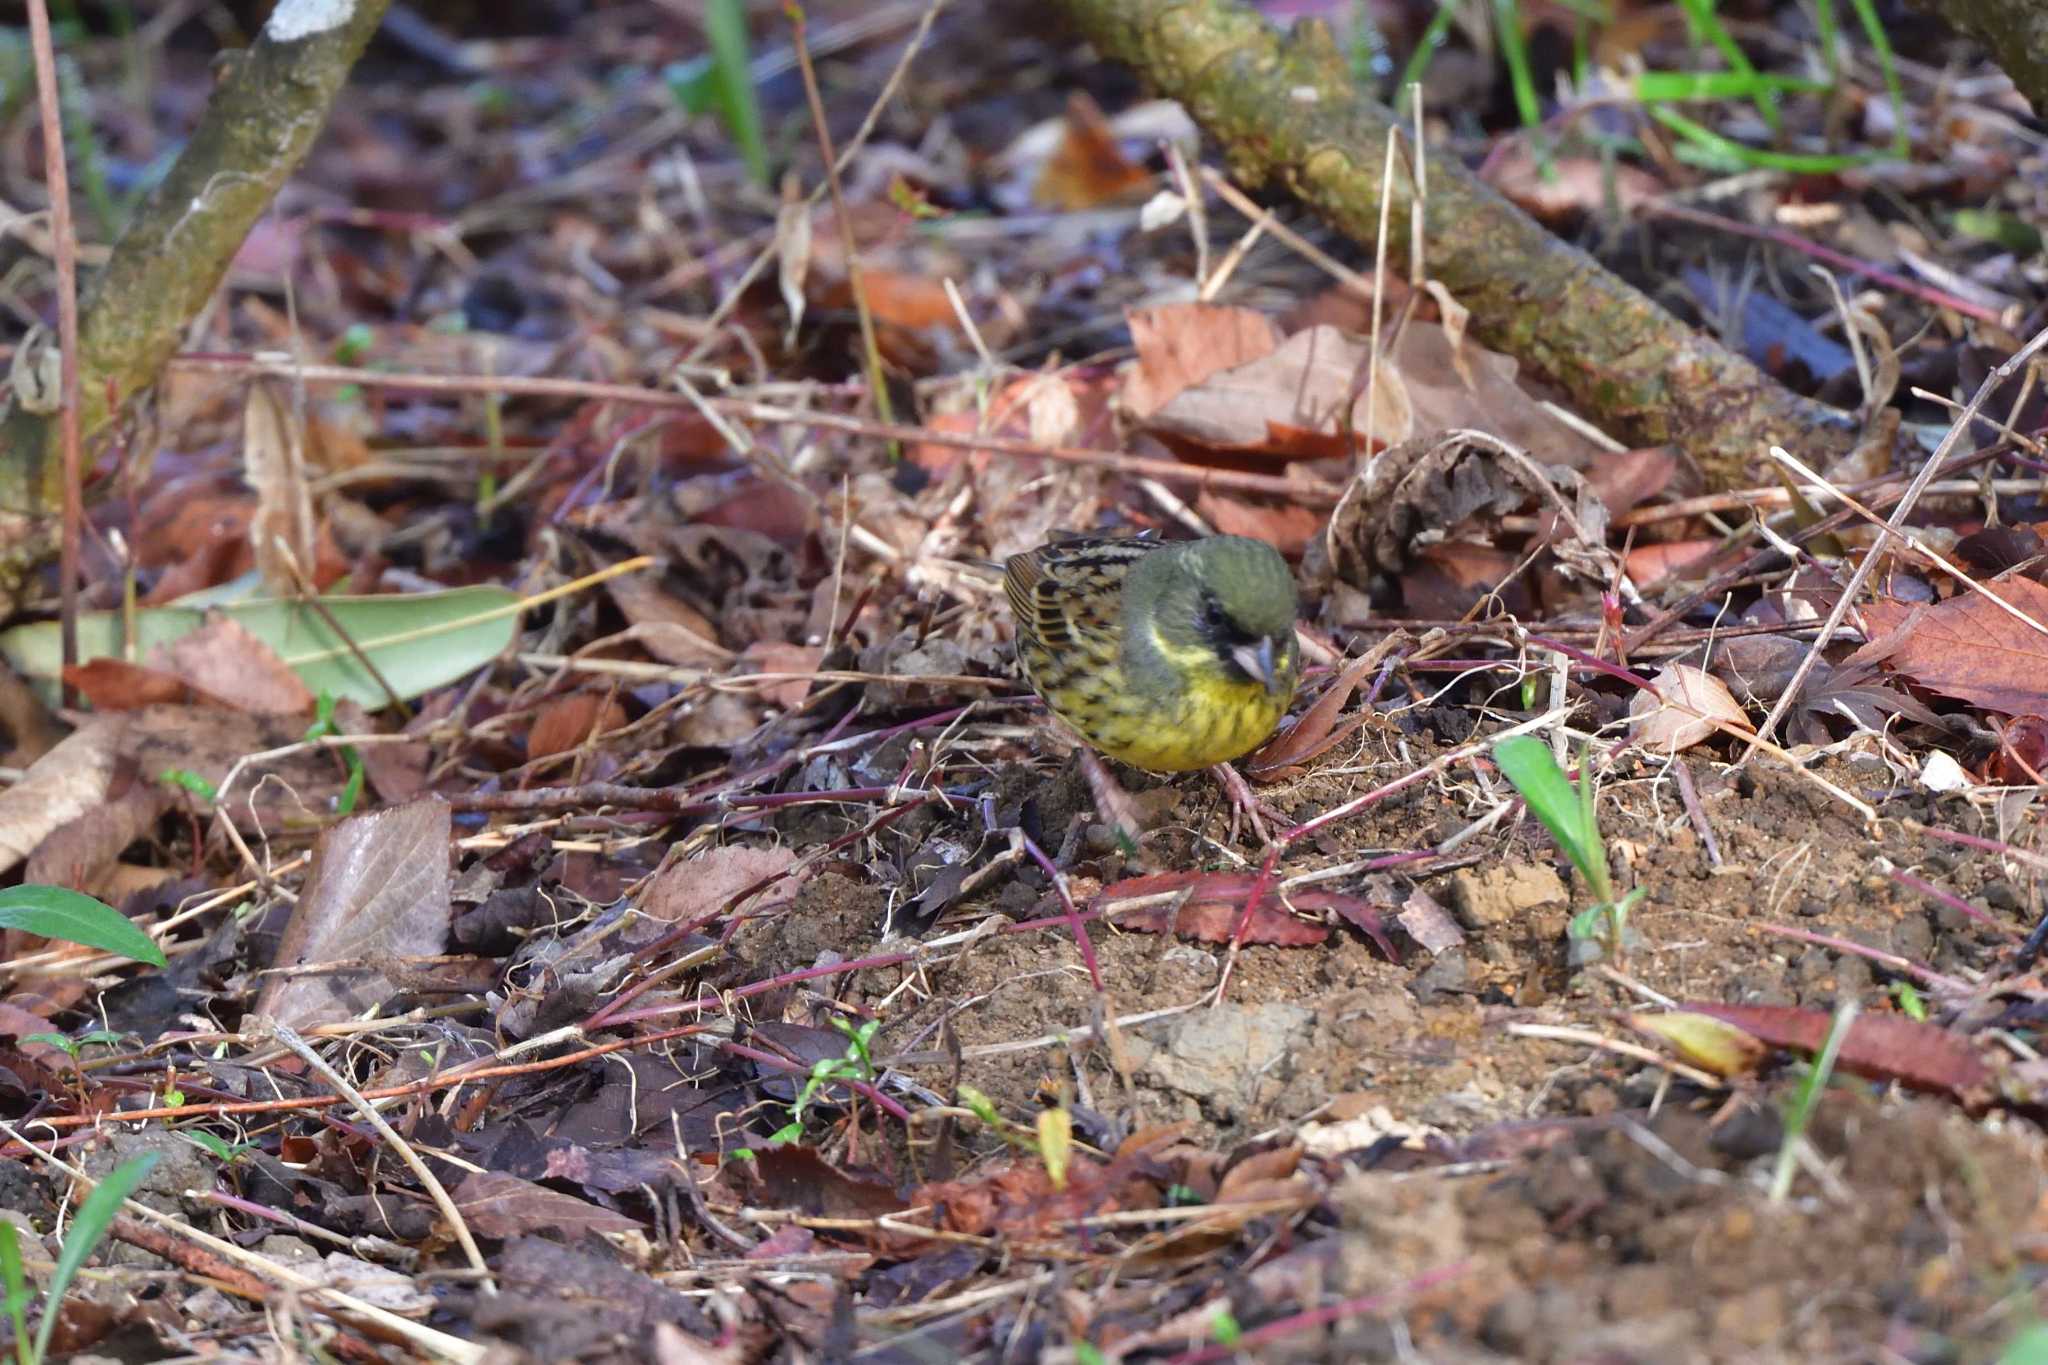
top-left (1121, 302), bottom-right (1285, 421)
top-left (258, 799), bottom-right (454, 1030)
top-left (1629, 663), bottom-right (1751, 752)
top-left (641, 844), bottom-right (800, 925)
top-left (1860, 578), bottom-right (2048, 717)
top-left (528, 691), bottom-right (630, 762)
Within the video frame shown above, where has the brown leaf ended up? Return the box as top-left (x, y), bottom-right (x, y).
top-left (63, 659), bottom-right (190, 710)
top-left (258, 800), bottom-right (454, 1030)
top-left (1679, 1001), bottom-right (1989, 1098)
top-left (1628, 663), bottom-right (1751, 753)
top-left (452, 1170), bottom-right (640, 1240)
top-left (1860, 578), bottom-right (2048, 716)
top-left (1032, 92), bottom-right (1154, 210)
top-left (527, 692), bottom-right (629, 762)
top-left (640, 845), bottom-right (800, 924)
top-left (1247, 648), bottom-right (1380, 777)
top-left (606, 573), bottom-right (732, 669)
top-left (155, 616), bottom-right (314, 716)
top-left (1122, 303), bottom-right (1284, 421)
top-left (1192, 493), bottom-right (1322, 559)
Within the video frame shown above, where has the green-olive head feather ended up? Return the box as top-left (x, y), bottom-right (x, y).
top-left (1127, 536), bottom-right (1300, 697)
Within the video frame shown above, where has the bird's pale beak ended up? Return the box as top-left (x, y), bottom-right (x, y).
top-left (1231, 636), bottom-right (1284, 696)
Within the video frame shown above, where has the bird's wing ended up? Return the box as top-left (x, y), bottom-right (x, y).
top-left (1004, 535), bottom-right (1164, 656)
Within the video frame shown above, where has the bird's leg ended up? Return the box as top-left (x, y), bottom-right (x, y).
top-left (1078, 749), bottom-right (1147, 853)
top-left (1209, 763), bottom-right (1283, 845)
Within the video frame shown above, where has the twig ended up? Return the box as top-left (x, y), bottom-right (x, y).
top-left (1742, 321), bottom-right (2048, 760)
top-left (267, 1022), bottom-right (498, 1296)
top-left (24, 0), bottom-right (81, 705)
top-left (0, 1120), bottom-right (485, 1363)
top-left (787, 1), bottom-right (894, 435)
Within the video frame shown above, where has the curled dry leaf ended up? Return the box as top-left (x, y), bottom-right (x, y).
top-left (1631, 1011), bottom-right (1768, 1078)
top-left (1246, 645), bottom-right (1383, 778)
top-left (1629, 663), bottom-right (1751, 753)
top-left (258, 799), bottom-right (454, 1030)
top-left (1679, 1001), bottom-right (1990, 1099)
top-left (640, 845), bottom-right (800, 924)
top-left (527, 691), bottom-right (630, 762)
top-left (1318, 429), bottom-right (1618, 601)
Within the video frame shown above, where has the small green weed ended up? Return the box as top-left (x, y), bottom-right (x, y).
top-left (765, 1016), bottom-right (881, 1146)
top-left (0, 1151), bottom-right (159, 1365)
top-left (1492, 735), bottom-right (1642, 962)
top-left (0, 887), bottom-right (163, 967)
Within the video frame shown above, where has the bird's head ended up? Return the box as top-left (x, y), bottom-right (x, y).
top-left (1131, 536), bottom-right (1300, 697)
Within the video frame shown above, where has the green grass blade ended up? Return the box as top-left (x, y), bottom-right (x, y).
top-left (1633, 70), bottom-right (1831, 101)
top-left (1676, 0), bottom-right (1780, 130)
top-left (32, 1153), bottom-right (158, 1363)
top-left (1843, 0), bottom-right (1909, 157)
top-left (1491, 0), bottom-right (1543, 131)
top-left (0, 887), bottom-right (164, 967)
top-left (706, 0), bottom-right (769, 187)
top-left (1650, 106), bottom-right (1878, 172)
top-left (1769, 999), bottom-right (1858, 1203)
top-left (1493, 736), bottom-right (1603, 891)
top-left (1396, 0), bottom-right (1461, 101)
top-left (0, 1219), bottom-right (28, 1365)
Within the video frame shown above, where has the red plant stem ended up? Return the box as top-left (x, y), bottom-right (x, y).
top-left (1162, 1260), bottom-right (1472, 1364)
top-left (19, 1023), bottom-right (716, 1135)
top-left (582, 795), bottom-right (937, 1030)
top-left (1648, 201), bottom-right (2004, 325)
top-left (717, 1039), bottom-right (911, 1123)
top-left (1887, 868), bottom-right (2015, 938)
top-left (1911, 822), bottom-right (2048, 875)
top-left (449, 781), bottom-right (973, 814)
top-left (602, 949), bottom-right (920, 1028)
top-left (24, 0), bottom-right (81, 704)
top-left (1755, 923), bottom-right (1970, 992)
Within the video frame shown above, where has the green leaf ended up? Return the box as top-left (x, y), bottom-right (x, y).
top-left (159, 769), bottom-right (219, 801)
top-left (703, 0), bottom-right (768, 187)
top-left (0, 585), bottom-right (523, 710)
top-left (21, 1035), bottom-right (78, 1058)
top-left (2001, 1323), bottom-right (2048, 1365)
top-left (33, 1152), bottom-right (158, 1362)
top-left (0, 887), bottom-right (164, 967)
top-left (0, 1218), bottom-right (27, 1352)
top-left (180, 1132), bottom-right (254, 1165)
top-left (1494, 737), bottom-right (1598, 881)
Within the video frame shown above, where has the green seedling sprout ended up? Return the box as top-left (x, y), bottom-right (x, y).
top-left (303, 691), bottom-right (365, 816)
top-left (665, 0), bottom-right (769, 188)
top-left (1492, 735), bottom-right (1642, 961)
top-left (0, 1151), bottom-right (159, 1365)
top-left (1770, 998), bottom-right (1858, 1204)
top-left (766, 1016), bottom-right (881, 1146)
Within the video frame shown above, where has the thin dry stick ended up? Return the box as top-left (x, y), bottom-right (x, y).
top-left (268, 1022), bottom-right (498, 1296)
top-left (24, 0), bottom-right (81, 703)
top-left (1769, 446), bottom-right (2048, 640)
top-left (1742, 321), bottom-right (2048, 760)
top-left (684, 0), bottom-right (949, 364)
top-left (788, 1), bottom-right (893, 432)
top-left (0, 1120), bottom-right (486, 1363)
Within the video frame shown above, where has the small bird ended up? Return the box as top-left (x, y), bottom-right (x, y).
top-left (1005, 533), bottom-right (1301, 778)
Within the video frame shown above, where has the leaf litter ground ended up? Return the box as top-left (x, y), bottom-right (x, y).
top-left (2, 2), bottom-right (2048, 1362)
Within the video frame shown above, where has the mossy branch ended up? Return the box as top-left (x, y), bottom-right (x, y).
top-left (1053, 0), bottom-right (1861, 488)
top-left (0, 0), bottom-right (394, 531)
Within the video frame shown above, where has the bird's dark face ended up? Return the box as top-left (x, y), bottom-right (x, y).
top-left (1137, 536), bottom-right (1300, 697)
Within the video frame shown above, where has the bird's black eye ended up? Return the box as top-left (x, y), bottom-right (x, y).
top-left (1200, 593), bottom-right (1228, 632)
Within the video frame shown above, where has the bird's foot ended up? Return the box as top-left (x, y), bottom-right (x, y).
top-left (1209, 763), bottom-right (1283, 844)
top-left (1079, 749), bottom-right (1147, 854)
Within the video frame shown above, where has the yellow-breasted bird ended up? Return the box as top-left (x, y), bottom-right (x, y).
top-left (1004, 534), bottom-right (1301, 774)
